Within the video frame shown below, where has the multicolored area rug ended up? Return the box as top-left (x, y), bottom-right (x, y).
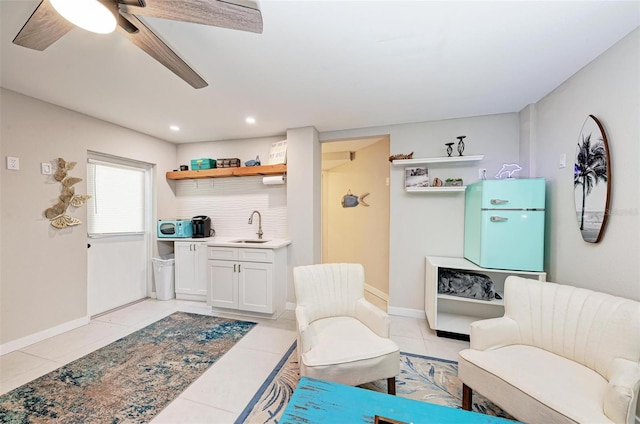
top-left (237, 342), bottom-right (513, 423)
top-left (0, 312), bottom-right (256, 423)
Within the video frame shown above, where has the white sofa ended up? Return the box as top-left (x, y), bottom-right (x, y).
top-left (458, 276), bottom-right (640, 424)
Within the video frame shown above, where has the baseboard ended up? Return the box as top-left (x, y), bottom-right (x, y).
top-left (0, 315), bottom-right (90, 356)
top-left (387, 306), bottom-right (425, 319)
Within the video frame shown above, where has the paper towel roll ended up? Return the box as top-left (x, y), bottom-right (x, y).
top-left (263, 175), bottom-right (285, 185)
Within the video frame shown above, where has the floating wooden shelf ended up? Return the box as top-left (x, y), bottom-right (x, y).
top-left (166, 164), bottom-right (287, 180)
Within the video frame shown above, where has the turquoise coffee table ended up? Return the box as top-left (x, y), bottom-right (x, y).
top-left (279, 376), bottom-right (513, 424)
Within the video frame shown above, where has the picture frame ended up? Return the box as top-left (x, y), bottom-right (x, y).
top-left (574, 115), bottom-right (611, 243)
top-left (268, 140), bottom-right (287, 165)
top-left (404, 167), bottom-right (429, 188)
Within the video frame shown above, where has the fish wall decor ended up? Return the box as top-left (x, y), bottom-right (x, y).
top-left (341, 190), bottom-right (370, 208)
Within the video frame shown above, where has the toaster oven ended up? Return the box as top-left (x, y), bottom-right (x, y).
top-left (157, 220), bottom-right (193, 238)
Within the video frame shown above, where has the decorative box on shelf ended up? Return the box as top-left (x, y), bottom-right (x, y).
top-left (217, 158), bottom-right (241, 168)
top-left (444, 178), bottom-right (463, 187)
top-left (190, 158), bottom-right (216, 170)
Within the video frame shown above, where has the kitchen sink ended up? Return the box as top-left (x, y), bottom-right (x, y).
top-left (230, 239), bottom-right (271, 244)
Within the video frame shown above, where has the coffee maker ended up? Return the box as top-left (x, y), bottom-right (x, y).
top-left (191, 216), bottom-right (213, 238)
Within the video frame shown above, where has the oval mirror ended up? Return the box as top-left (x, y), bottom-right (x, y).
top-left (574, 115), bottom-right (611, 243)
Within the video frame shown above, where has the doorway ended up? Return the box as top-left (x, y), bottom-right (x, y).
top-left (321, 136), bottom-right (390, 310)
top-left (86, 152), bottom-right (153, 317)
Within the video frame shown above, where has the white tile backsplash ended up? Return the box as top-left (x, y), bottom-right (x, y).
top-left (175, 176), bottom-right (288, 239)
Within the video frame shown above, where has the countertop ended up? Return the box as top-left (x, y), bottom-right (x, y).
top-left (208, 237), bottom-right (291, 249)
top-left (158, 236), bottom-right (291, 249)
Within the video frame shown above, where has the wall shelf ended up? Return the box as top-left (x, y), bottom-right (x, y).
top-left (392, 155), bottom-right (484, 167)
top-left (405, 186), bottom-right (466, 193)
top-left (166, 164), bottom-right (286, 180)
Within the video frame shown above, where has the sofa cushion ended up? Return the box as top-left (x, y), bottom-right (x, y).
top-left (460, 345), bottom-right (611, 423)
top-left (302, 316), bottom-right (399, 367)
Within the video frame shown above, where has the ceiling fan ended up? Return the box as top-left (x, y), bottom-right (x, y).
top-left (12, 0), bottom-right (263, 89)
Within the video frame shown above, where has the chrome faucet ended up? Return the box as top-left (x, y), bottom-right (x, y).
top-left (248, 210), bottom-right (263, 239)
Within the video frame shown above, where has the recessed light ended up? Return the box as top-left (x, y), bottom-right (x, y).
top-left (245, 117), bottom-right (256, 125)
top-left (169, 125), bottom-right (180, 131)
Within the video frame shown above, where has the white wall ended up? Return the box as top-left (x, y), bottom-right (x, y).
top-left (321, 113), bottom-right (520, 313)
top-left (174, 177), bottom-right (287, 239)
top-left (532, 28), bottom-right (640, 300)
top-left (286, 127), bottom-right (321, 302)
top-left (0, 89), bottom-right (177, 346)
top-left (174, 136), bottom-right (288, 239)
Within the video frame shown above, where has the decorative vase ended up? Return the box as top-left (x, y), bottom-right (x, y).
top-left (457, 136), bottom-right (466, 156)
top-left (445, 143), bottom-right (454, 157)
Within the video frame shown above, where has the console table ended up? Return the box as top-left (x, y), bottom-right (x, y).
top-left (279, 376), bottom-right (513, 424)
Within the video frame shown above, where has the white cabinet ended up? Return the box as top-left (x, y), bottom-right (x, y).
top-left (207, 246), bottom-right (287, 318)
top-left (174, 241), bottom-right (207, 301)
top-left (425, 256), bottom-right (546, 337)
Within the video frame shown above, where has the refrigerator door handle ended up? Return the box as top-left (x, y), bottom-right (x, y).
top-left (490, 216), bottom-right (509, 222)
top-left (490, 199), bottom-right (509, 205)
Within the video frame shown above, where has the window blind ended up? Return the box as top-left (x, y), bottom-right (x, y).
top-left (87, 161), bottom-right (146, 236)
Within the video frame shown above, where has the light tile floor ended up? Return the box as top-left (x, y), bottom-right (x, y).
top-left (0, 299), bottom-right (469, 423)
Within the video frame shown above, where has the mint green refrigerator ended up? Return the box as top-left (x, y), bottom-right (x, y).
top-left (464, 179), bottom-right (546, 272)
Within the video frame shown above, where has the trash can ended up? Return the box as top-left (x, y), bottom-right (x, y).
top-left (152, 254), bottom-right (175, 300)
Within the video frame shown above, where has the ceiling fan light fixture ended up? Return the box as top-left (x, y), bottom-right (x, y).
top-left (50, 0), bottom-right (117, 34)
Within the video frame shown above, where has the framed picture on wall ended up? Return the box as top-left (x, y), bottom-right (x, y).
top-left (404, 167), bottom-right (429, 188)
top-left (574, 115), bottom-right (611, 243)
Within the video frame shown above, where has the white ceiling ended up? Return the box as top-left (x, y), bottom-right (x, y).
top-left (1, 1), bottom-right (639, 144)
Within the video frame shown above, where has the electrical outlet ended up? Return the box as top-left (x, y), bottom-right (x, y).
top-left (478, 168), bottom-right (487, 180)
top-left (6, 156), bottom-right (19, 170)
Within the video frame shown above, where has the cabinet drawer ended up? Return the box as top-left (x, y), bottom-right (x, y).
top-left (238, 248), bottom-right (273, 263)
top-left (208, 247), bottom-right (238, 260)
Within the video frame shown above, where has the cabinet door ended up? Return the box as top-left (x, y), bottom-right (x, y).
top-left (194, 244), bottom-right (208, 296)
top-left (207, 260), bottom-right (237, 309)
top-left (237, 262), bottom-right (273, 313)
top-left (175, 242), bottom-right (196, 294)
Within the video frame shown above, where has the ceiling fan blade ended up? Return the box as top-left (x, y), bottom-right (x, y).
top-left (120, 0), bottom-right (263, 34)
top-left (118, 12), bottom-right (208, 89)
top-left (13, 0), bottom-right (75, 51)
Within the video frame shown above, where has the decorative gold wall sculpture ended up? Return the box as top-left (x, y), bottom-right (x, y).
top-left (44, 158), bottom-right (91, 229)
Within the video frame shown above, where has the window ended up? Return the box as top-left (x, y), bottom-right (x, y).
top-left (87, 158), bottom-right (147, 236)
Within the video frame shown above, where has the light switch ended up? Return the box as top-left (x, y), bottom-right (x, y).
top-left (6, 156), bottom-right (19, 170)
top-left (559, 153), bottom-right (566, 169)
top-left (41, 162), bottom-right (52, 175)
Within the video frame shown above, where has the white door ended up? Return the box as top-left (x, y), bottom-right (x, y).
top-left (87, 234), bottom-right (148, 315)
top-left (86, 154), bottom-right (151, 317)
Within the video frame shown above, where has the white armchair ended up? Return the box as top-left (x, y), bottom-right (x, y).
top-left (293, 263), bottom-right (400, 394)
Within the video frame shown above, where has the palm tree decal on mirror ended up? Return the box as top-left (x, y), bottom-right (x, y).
top-left (574, 115), bottom-right (611, 243)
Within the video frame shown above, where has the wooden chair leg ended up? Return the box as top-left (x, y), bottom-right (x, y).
top-left (387, 377), bottom-right (396, 395)
top-left (462, 384), bottom-right (472, 410)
